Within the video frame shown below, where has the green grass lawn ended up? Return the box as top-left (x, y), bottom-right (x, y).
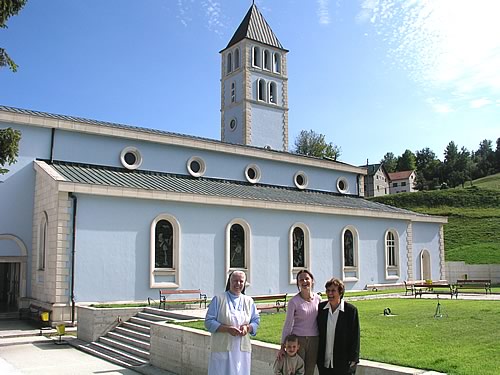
top-left (472, 173), bottom-right (500, 190)
top-left (181, 298), bottom-right (500, 375)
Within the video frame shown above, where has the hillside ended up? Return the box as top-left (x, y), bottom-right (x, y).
top-left (370, 175), bottom-right (500, 264)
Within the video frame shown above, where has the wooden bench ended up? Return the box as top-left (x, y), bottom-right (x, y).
top-left (413, 283), bottom-right (458, 299)
top-left (404, 281), bottom-right (415, 296)
top-left (159, 289), bottom-right (207, 309)
top-left (455, 279), bottom-right (492, 294)
top-left (250, 293), bottom-right (288, 312)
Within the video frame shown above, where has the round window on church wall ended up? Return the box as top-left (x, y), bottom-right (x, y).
top-left (187, 156), bottom-right (206, 177)
top-left (245, 164), bottom-right (261, 184)
top-left (120, 146), bottom-right (143, 170)
top-left (337, 177), bottom-right (349, 194)
top-left (294, 171), bottom-right (308, 190)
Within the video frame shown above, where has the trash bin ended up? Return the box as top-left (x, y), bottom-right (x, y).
top-left (40, 311), bottom-right (49, 322)
top-left (56, 324), bottom-right (65, 335)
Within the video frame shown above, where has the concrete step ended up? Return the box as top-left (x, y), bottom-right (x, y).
top-left (107, 331), bottom-right (150, 350)
top-left (137, 311), bottom-right (169, 322)
top-left (129, 316), bottom-right (161, 328)
top-left (143, 307), bottom-right (179, 318)
top-left (78, 341), bottom-right (147, 368)
top-left (114, 325), bottom-right (150, 341)
top-left (122, 320), bottom-right (151, 334)
top-left (99, 336), bottom-right (150, 360)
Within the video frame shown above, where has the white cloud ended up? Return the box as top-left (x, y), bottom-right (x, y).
top-left (358, 0), bottom-right (500, 100)
top-left (469, 98), bottom-right (492, 109)
top-left (175, 0), bottom-right (225, 35)
top-left (317, 0), bottom-right (331, 25)
top-left (202, 0), bottom-right (224, 35)
top-left (426, 98), bottom-right (453, 114)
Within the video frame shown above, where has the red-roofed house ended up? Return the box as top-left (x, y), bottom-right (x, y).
top-left (388, 170), bottom-right (417, 194)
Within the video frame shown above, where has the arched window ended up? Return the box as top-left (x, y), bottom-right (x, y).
top-left (258, 79), bottom-right (266, 101)
top-left (253, 46), bottom-right (261, 67)
top-left (387, 231), bottom-right (396, 266)
top-left (227, 52), bottom-right (232, 74)
top-left (231, 82), bottom-right (236, 102)
top-left (226, 219), bottom-right (251, 283)
top-left (230, 224), bottom-right (245, 268)
top-left (38, 212), bottom-right (48, 271)
top-left (155, 220), bottom-right (173, 268)
top-left (273, 52), bottom-right (281, 73)
top-left (234, 48), bottom-right (240, 69)
top-left (342, 226), bottom-right (359, 281)
top-left (269, 82), bottom-right (277, 104)
top-left (150, 214), bottom-right (180, 288)
top-left (344, 230), bottom-right (354, 267)
top-left (263, 49), bottom-right (271, 70)
top-left (384, 229), bottom-right (400, 279)
top-left (289, 223), bottom-right (310, 284)
top-left (292, 227), bottom-right (305, 267)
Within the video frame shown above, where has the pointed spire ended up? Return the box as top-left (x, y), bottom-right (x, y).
top-left (225, 4), bottom-right (286, 51)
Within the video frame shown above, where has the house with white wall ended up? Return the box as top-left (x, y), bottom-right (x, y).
top-left (389, 170), bottom-right (417, 194)
top-left (0, 4), bottom-right (446, 322)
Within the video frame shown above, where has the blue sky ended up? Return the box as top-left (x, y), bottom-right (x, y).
top-left (1, 0), bottom-right (499, 166)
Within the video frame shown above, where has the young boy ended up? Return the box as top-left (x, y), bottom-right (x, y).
top-left (273, 334), bottom-right (305, 375)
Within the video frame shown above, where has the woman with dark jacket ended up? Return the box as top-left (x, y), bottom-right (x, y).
top-left (316, 278), bottom-right (360, 375)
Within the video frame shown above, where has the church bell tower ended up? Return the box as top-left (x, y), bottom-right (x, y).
top-left (220, 4), bottom-right (289, 151)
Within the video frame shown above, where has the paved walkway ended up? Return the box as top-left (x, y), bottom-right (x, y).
top-left (0, 320), bottom-right (172, 375)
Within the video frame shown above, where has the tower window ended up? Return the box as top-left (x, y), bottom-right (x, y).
top-left (231, 82), bottom-right (236, 102)
top-left (227, 52), bottom-right (233, 74)
top-left (269, 82), bottom-right (277, 104)
top-left (273, 52), bottom-right (281, 73)
top-left (253, 46), bottom-right (261, 68)
top-left (234, 48), bottom-right (240, 69)
top-left (229, 118), bottom-right (237, 131)
top-left (258, 79), bottom-right (266, 101)
top-left (263, 49), bottom-right (271, 70)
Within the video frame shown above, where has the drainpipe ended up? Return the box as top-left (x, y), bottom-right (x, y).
top-left (69, 193), bottom-right (77, 325)
top-left (50, 128), bottom-right (55, 163)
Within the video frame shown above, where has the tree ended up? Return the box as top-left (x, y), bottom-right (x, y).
top-left (1, 0), bottom-right (28, 72)
top-left (442, 141), bottom-right (459, 187)
top-left (396, 149), bottom-right (416, 171)
top-left (293, 129), bottom-right (341, 160)
top-left (380, 152), bottom-right (397, 173)
top-left (473, 139), bottom-right (495, 178)
top-left (0, 128), bottom-right (21, 174)
top-left (415, 147), bottom-right (441, 190)
top-left (496, 138), bottom-right (500, 172)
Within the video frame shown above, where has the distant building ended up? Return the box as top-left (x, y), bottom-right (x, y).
top-left (363, 163), bottom-right (390, 197)
top-left (388, 170), bottom-right (417, 194)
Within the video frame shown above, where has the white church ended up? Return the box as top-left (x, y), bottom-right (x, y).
top-left (0, 4), bottom-right (446, 322)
